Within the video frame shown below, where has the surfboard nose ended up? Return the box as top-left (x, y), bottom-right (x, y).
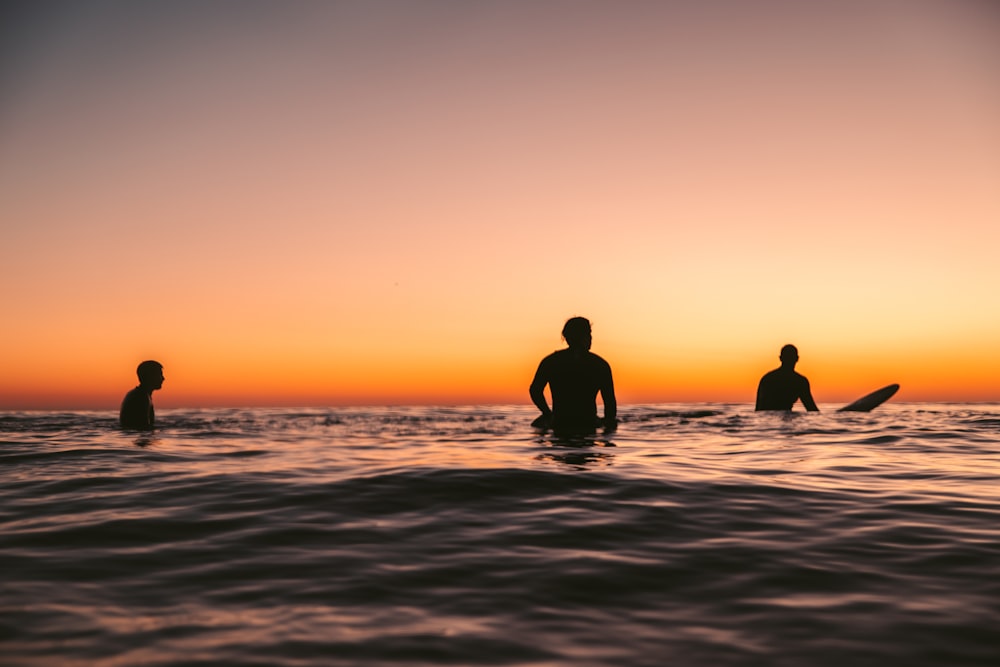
top-left (838, 384), bottom-right (900, 412)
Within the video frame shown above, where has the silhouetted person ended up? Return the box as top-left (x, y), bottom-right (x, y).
top-left (755, 344), bottom-right (818, 411)
top-left (120, 360), bottom-right (164, 430)
top-left (530, 317), bottom-right (617, 434)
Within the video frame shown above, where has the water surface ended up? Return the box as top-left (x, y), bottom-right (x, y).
top-left (2, 404), bottom-right (999, 665)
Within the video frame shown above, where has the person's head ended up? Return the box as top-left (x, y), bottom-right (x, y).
top-left (136, 360), bottom-right (164, 391)
top-left (779, 344), bottom-right (799, 367)
top-left (562, 317), bottom-right (592, 350)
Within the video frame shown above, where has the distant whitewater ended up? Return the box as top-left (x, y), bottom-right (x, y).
top-left (2, 404), bottom-right (999, 666)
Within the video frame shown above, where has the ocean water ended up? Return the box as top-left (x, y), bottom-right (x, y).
top-left (2, 403), bottom-right (999, 666)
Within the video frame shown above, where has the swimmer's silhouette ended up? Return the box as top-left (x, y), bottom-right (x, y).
top-left (120, 360), bottom-right (164, 430)
top-left (755, 344), bottom-right (818, 411)
top-left (530, 317), bottom-right (617, 434)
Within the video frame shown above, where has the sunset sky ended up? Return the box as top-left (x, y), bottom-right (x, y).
top-left (2, 0), bottom-right (999, 409)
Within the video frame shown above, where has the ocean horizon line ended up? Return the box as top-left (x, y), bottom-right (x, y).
top-left (4, 400), bottom-right (1000, 414)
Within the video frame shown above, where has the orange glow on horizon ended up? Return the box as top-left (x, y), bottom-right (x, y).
top-left (2, 334), bottom-right (998, 409)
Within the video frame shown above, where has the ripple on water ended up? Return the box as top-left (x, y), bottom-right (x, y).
top-left (1, 405), bottom-right (1000, 666)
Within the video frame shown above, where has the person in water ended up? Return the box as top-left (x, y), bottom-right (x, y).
top-left (120, 360), bottom-right (165, 429)
top-left (530, 317), bottom-right (617, 434)
top-left (755, 344), bottom-right (818, 411)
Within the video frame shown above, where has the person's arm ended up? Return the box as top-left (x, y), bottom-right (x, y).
top-left (800, 378), bottom-right (819, 412)
top-left (755, 378), bottom-right (766, 411)
top-left (529, 361), bottom-right (552, 427)
top-left (600, 363), bottom-right (618, 431)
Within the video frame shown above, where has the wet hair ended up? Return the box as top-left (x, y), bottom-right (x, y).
top-left (562, 317), bottom-right (591, 346)
top-left (136, 360), bottom-right (163, 383)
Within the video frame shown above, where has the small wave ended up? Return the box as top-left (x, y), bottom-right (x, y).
top-left (624, 410), bottom-right (726, 423)
top-left (857, 434), bottom-right (903, 445)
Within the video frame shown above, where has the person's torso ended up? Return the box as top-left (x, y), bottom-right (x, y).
top-left (759, 369), bottom-right (806, 410)
top-left (545, 350), bottom-right (607, 428)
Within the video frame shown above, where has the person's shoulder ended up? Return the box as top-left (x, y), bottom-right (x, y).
top-left (540, 349), bottom-right (566, 362)
top-left (536, 349), bottom-right (566, 370)
top-left (587, 351), bottom-right (612, 367)
top-left (122, 386), bottom-right (148, 404)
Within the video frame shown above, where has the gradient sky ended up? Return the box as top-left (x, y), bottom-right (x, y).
top-left (2, 0), bottom-right (999, 409)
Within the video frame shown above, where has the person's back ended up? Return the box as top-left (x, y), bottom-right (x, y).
top-left (536, 348), bottom-right (612, 432)
top-left (755, 344), bottom-right (818, 412)
top-left (530, 317), bottom-right (617, 434)
top-left (120, 360), bottom-right (165, 430)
